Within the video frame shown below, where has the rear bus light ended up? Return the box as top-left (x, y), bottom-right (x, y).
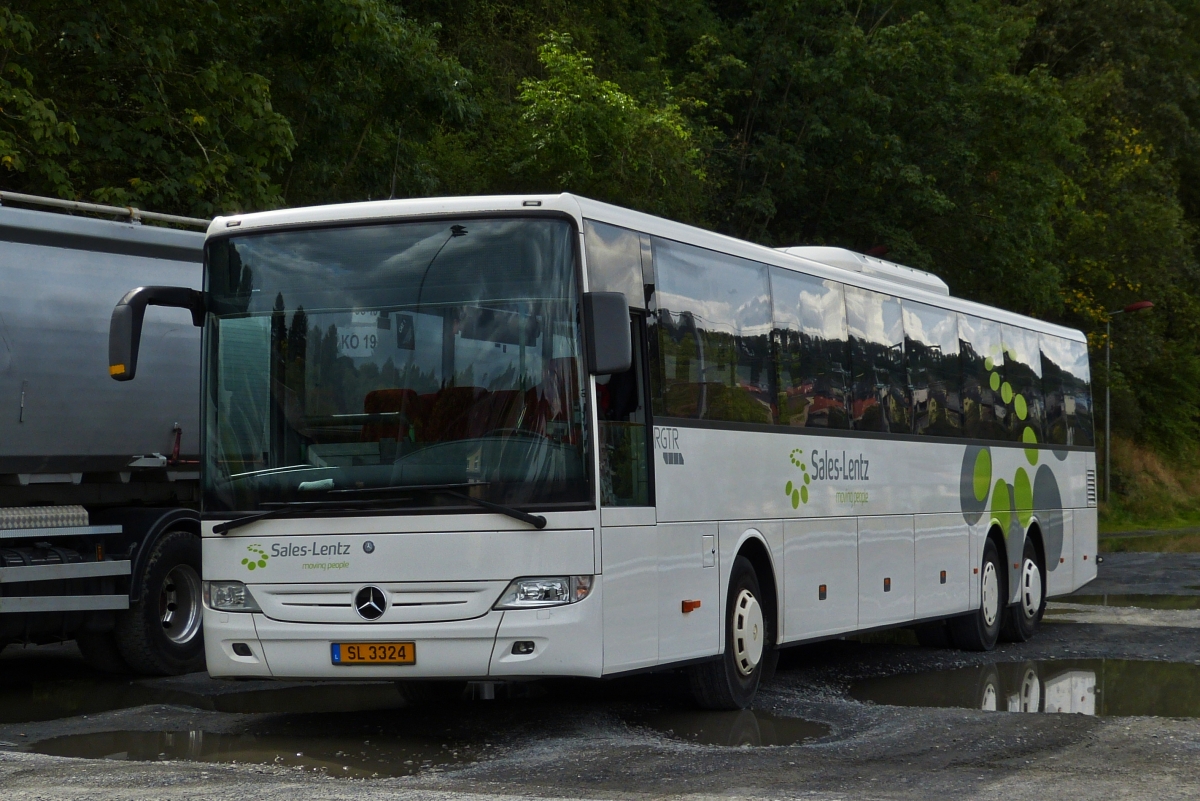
top-left (203, 581), bottom-right (262, 613)
top-left (494, 576), bottom-right (593, 609)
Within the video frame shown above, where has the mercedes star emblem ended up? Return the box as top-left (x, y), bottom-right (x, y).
top-left (354, 586), bottom-right (387, 620)
top-left (363, 540), bottom-right (375, 554)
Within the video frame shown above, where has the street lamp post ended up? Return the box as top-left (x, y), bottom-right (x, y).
top-left (1104, 300), bottom-right (1154, 502)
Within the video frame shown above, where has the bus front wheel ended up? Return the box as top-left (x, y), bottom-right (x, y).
top-left (688, 556), bottom-right (771, 710)
top-left (948, 537), bottom-right (1004, 651)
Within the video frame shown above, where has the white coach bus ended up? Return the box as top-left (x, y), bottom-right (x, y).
top-left (109, 194), bottom-right (1097, 709)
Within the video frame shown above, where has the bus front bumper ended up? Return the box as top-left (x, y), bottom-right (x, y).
top-left (203, 581), bottom-right (603, 680)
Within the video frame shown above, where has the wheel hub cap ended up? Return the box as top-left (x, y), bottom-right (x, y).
top-left (1021, 557), bottom-right (1043, 620)
top-left (981, 562), bottom-right (999, 628)
top-left (160, 564), bottom-right (202, 645)
top-left (733, 589), bottom-right (764, 676)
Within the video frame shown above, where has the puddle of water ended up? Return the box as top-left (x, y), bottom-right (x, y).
top-left (634, 709), bottom-right (828, 746)
top-left (30, 728), bottom-right (482, 778)
top-left (0, 679), bottom-right (408, 724)
top-left (851, 659), bottom-right (1200, 717)
top-left (1060, 594), bottom-right (1200, 610)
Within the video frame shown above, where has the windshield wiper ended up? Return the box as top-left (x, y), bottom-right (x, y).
top-left (212, 498), bottom-right (406, 535)
top-left (332, 483), bottom-right (548, 529)
top-left (213, 483), bottom-right (548, 534)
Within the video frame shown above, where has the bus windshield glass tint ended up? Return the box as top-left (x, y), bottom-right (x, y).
top-left (202, 217), bottom-right (590, 513)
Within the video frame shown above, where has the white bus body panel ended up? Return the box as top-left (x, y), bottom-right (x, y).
top-left (857, 515), bottom-right (915, 628)
top-left (783, 517), bottom-right (858, 640)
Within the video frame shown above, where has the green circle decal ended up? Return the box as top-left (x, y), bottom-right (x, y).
top-left (1014, 467), bottom-right (1033, 526)
top-left (1001, 382), bottom-right (1013, 403)
top-left (801, 486), bottom-right (809, 503)
top-left (989, 372), bottom-right (1001, 391)
top-left (1022, 426), bottom-right (1039, 465)
top-left (791, 489), bottom-right (801, 509)
top-left (973, 449), bottom-right (992, 501)
top-left (991, 479), bottom-right (1011, 532)
top-left (984, 357), bottom-right (994, 370)
top-left (786, 480), bottom-right (793, 495)
top-left (1014, 394), bottom-right (1027, 420)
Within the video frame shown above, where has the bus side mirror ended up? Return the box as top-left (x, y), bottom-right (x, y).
top-left (109, 286), bottom-right (205, 381)
top-left (582, 291), bottom-right (632, 375)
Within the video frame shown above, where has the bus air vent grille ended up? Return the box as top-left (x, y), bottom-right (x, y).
top-left (1085, 470), bottom-right (1097, 506)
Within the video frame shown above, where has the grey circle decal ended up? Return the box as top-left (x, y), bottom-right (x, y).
top-left (1033, 464), bottom-right (1064, 570)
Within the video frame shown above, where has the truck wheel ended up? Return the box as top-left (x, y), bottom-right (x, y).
top-left (76, 632), bottom-right (130, 674)
top-left (115, 530), bottom-right (205, 675)
top-left (948, 537), bottom-right (1003, 651)
top-left (688, 556), bottom-right (770, 710)
top-left (1000, 538), bottom-right (1045, 642)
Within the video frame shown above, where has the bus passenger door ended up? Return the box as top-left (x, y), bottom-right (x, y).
top-left (600, 317), bottom-right (660, 673)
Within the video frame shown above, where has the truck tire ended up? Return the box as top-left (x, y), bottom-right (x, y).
top-left (76, 632), bottom-right (130, 674)
top-left (115, 529), bottom-right (205, 675)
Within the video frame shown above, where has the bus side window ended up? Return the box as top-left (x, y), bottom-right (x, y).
top-left (903, 300), bottom-right (962, 437)
top-left (770, 267), bottom-right (850, 429)
top-left (845, 287), bottom-right (908, 433)
top-left (598, 319), bottom-right (651, 506)
top-left (652, 237), bottom-right (774, 424)
top-left (1041, 334), bottom-right (1094, 447)
top-left (959, 313), bottom-right (1007, 442)
top-left (1002, 325), bottom-right (1045, 444)
top-left (583, 220), bottom-right (645, 310)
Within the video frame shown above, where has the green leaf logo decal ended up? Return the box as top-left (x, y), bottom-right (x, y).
top-left (240, 544), bottom-right (269, 571)
top-left (785, 448), bottom-right (810, 508)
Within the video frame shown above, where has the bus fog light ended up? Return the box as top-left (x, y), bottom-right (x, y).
top-left (203, 581), bottom-right (262, 612)
top-left (494, 576), bottom-right (594, 609)
top-left (512, 640), bottom-right (535, 655)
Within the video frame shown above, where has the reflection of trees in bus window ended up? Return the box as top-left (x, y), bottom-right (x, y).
top-left (770, 267), bottom-right (849, 429)
top-left (1002, 325), bottom-right (1045, 443)
top-left (651, 237), bottom-right (774, 423)
top-left (1041, 335), bottom-right (1094, 447)
top-left (845, 287), bottom-right (909, 433)
top-left (959, 313), bottom-right (1008, 441)
top-left (903, 301), bottom-right (962, 437)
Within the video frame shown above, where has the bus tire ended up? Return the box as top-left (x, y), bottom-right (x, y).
top-left (948, 537), bottom-right (1003, 652)
top-left (688, 556), bottom-right (769, 710)
top-left (115, 530), bottom-right (205, 675)
top-left (1000, 537), bottom-right (1045, 642)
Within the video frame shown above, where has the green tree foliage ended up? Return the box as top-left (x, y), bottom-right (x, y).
top-left (0, 0), bottom-right (1197, 451)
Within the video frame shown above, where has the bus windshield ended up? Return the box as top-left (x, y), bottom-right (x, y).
top-left (202, 216), bottom-right (590, 514)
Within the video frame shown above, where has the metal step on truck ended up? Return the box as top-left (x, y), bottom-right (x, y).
top-left (0, 192), bottom-right (205, 674)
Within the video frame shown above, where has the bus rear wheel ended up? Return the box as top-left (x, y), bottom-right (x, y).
top-left (948, 537), bottom-right (1003, 651)
top-left (1001, 538), bottom-right (1045, 642)
top-left (688, 556), bottom-right (771, 710)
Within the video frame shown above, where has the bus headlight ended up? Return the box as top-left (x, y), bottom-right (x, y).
top-left (494, 576), bottom-right (594, 609)
top-left (203, 581), bottom-right (262, 613)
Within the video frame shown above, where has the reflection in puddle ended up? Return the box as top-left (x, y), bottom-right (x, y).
top-left (31, 728), bottom-right (481, 778)
top-left (851, 659), bottom-right (1200, 717)
top-left (635, 709), bottom-right (828, 746)
top-left (1060, 594), bottom-right (1200, 610)
top-left (0, 679), bottom-right (408, 724)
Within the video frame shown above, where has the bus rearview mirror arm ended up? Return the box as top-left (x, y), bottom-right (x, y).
top-left (582, 291), bottom-right (632, 375)
top-left (109, 286), bottom-right (204, 381)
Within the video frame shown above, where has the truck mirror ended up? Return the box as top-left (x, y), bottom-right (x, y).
top-left (582, 291), bottom-right (632, 375)
top-left (109, 286), bottom-right (205, 381)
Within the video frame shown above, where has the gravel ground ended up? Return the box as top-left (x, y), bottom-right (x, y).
top-left (2, 554), bottom-right (1199, 801)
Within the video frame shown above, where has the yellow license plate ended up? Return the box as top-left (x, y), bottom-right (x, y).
top-left (331, 642), bottom-right (415, 665)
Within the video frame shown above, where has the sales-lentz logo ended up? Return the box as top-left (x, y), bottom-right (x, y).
top-left (784, 447), bottom-right (871, 509)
